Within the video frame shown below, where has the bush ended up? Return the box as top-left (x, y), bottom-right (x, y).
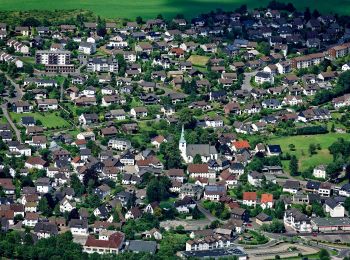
top-left (295, 125), bottom-right (328, 135)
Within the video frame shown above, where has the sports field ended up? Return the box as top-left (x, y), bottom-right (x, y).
top-left (0, 0), bottom-right (349, 19)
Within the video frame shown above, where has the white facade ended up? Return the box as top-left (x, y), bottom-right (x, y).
top-left (313, 166), bottom-right (326, 179)
top-left (325, 204), bottom-right (344, 218)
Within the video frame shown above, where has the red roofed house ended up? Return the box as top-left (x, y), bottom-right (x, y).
top-left (25, 156), bottom-right (48, 170)
top-left (83, 231), bottom-right (125, 254)
top-left (260, 193), bottom-right (274, 209)
top-left (187, 164), bottom-right (215, 179)
top-left (232, 140), bottom-right (250, 152)
top-left (0, 178), bottom-right (15, 195)
top-left (169, 47), bottom-right (185, 58)
top-left (166, 169), bottom-right (185, 183)
top-left (242, 192), bottom-right (257, 207)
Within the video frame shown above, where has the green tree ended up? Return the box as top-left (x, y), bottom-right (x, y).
top-left (193, 154), bottom-right (202, 164)
top-left (319, 249), bottom-right (330, 260)
top-left (344, 197), bottom-right (350, 212)
top-left (38, 197), bottom-right (52, 216)
top-left (257, 41), bottom-right (270, 56)
top-left (312, 202), bottom-right (325, 217)
top-left (23, 64), bottom-right (34, 75)
top-left (70, 174), bottom-right (85, 196)
top-left (309, 143), bottom-right (317, 156)
top-left (146, 176), bottom-right (171, 202)
top-left (289, 155), bottom-right (298, 176)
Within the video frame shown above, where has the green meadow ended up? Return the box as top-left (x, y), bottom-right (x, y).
top-left (271, 133), bottom-right (350, 172)
top-left (0, 0), bottom-right (349, 19)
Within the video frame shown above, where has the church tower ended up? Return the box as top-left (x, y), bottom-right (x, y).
top-left (179, 125), bottom-right (187, 161)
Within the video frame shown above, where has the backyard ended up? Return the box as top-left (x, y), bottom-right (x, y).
top-left (10, 112), bottom-right (71, 129)
top-left (187, 55), bottom-right (209, 67)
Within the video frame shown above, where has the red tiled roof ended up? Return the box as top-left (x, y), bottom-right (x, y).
top-left (261, 193), bottom-right (273, 203)
top-left (233, 140), bottom-right (250, 149)
top-left (188, 164), bottom-right (208, 173)
top-left (26, 156), bottom-right (47, 166)
top-left (85, 232), bottom-right (124, 249)
top-left (243, 191), bottom-right (257, 201)
top-left (167, 169), bottom-right (185, 177)
top-left (75, 139), bottom-right (87, 145)
top-left (72, 156), bottom-right (81, 163)
top-left (152, 135), bottom-right (165, 143)
top-left (0, 178), bottom-right (15, 190)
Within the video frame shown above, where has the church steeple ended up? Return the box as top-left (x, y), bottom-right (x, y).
top-left (179, 124), bottom-right (186, 144)
top-left (179, 125), bottom-right (187, 160)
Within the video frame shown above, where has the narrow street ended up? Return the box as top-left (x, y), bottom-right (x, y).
top-left (1, 70), bottom-right (23, 143)
top-left (241, 72), bottom-right (255, 92)
top-left (196, 202), bottom-right (218, 222)
top-left (1, 103), bottom-right (21, 142)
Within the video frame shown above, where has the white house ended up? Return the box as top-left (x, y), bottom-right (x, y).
top-left (248, 171), bottom-right (263, 187)
top-left (69, 219), bottom-right (89, 235)
top-left (108, 139), bottom-right (131, 151)
top-left (313, 165), bottom-right (326, 179)
top-left (260, 194), bottom-right (273, 210)
top-left (255, 71), bottom-right (274, 85)
top-left (242, 192), bottom-right (257, 207)
top-left (203, 185), bottom-right (226, 201)
top-left (79, 42), bottom-right (96, 54)
top-left (59, 198), bottom-right (76, 213)
top-left (130, 107), bottom-right (148, 118)
top-left (284, 208), bottom-right (311, 232)
top-left (324, 199), bottom-right (345, 218)
top-left (342, 63), bottom-right (350, 71)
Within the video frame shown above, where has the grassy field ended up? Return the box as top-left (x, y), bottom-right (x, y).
top-left (187, 55), bottom-right (209, 67)
top-left (271, 133), bottom-right (350, 172)
top-left (0, 0), bottom-right (349, 19)
top-left (10, 112), bottom-right (70, 129)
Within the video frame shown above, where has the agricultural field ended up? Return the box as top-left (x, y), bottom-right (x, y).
top-left (10, 112), bottom-right (71, 129)
top-left (0, 0), bottom-right (349, 19)
top-left (271, 133), bottom-right (350, 172)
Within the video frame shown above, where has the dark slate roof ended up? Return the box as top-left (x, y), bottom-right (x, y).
top-left (126, 240), bottom-right (157, 254)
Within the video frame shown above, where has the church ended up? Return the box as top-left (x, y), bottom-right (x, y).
top-left (179, 126), bottom-right (218, 164)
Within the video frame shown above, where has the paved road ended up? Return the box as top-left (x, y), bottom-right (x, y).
top-left (1, 104), bottom-right (21, 142)
top-left (1, 71), bottom-right (23, 142)
top-left (196, 202), bottom-right (218, 222)
top-left (3, 72), bottom-right (23, 102)
top-left (241, 72), bottom-right (255, 92)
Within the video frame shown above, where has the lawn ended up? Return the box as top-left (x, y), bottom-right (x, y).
top-left (10, 112), bottom-right (71, 129)
top-left (19, 56), bottom-right (35, 65)
top-left (271, 133), bottom-right (350, 172)
top-left (1, 0), bottom-right (349, 19)
top-left (187, 55), bottom-right (209, 67)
